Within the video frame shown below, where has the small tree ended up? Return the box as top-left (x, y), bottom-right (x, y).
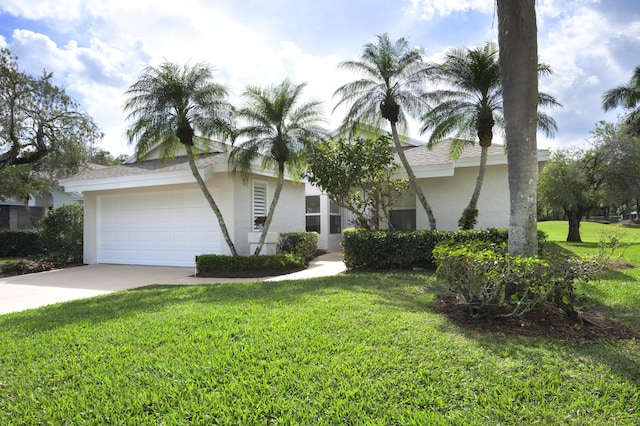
top-left (306, 135), bottom-right (407, 230)
top-left (538, 148), bottom-right (604, 242)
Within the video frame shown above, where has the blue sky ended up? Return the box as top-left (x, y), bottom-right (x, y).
top-left (0, 0), bottom-right (638, 156)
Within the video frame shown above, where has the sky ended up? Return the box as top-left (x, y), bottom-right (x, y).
top-left (0, 0), bottom-right (638, 157)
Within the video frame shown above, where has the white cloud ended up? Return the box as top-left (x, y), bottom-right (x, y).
top-left (406, 0), bottom-right (493, 20)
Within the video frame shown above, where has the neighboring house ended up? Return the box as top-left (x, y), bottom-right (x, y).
top-left (0, 187), bottom-right (84, 230)
top-left (60, 145), bottom-right (305, 267)
top-left (307, 138), bottom-right (550, 252)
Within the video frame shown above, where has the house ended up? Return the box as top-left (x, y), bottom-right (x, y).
top-left (307, 138), bottom-right (550, 252)
top-left (62, 136), bottom-right (549, 266)
top-left (60, 145), bottom-right (305, 267)
top-left (0, 187), bottom-right (84, 230)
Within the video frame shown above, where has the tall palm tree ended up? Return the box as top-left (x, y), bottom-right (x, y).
top-left (497, 0), bottom-right (540, 256)
top-left (602, 65), bottom-right (640, 134)
top-left (420, 42), bottom-right (561, 229)
top-left (333, 33), bottom-right (437, 230)
top-left (123, 61), bottom-right (238, 256)
top-left (231, 79), bottom-right (325, 255)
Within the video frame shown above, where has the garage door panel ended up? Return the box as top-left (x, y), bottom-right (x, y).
top-left (98, 189), bottom-right (222, 267)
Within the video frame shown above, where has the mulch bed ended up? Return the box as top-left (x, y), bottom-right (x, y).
top-left (434, 295), bottom-right (638, 340)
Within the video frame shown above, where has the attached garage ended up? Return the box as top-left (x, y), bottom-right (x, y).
top-left (97, 188), bottom-right (221, 267)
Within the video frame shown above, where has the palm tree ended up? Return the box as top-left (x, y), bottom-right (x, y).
top-left (333, 33), bottom-right (437, 230)
top-left (123, 61), bottom-right (238, 256)
top-left (497, 0), bottom-right (540, 256)
top-left (602, 65), bottom-right (640, 134)
top-left (231, 79), bottom-right (325, 255)
top-left (420, 42), bottom-right (561, 229)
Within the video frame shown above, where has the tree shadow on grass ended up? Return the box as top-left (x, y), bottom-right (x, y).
top-left (0, 272), bottom-right (435, 335)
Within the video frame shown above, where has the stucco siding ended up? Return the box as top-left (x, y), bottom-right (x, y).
top-left (417, 164), bottom-right (510, 231)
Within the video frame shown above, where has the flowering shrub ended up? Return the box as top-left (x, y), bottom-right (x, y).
top-left (254, 216), bottom-right (266, 226)
top-left (1, 258), bottom-right (55, 276)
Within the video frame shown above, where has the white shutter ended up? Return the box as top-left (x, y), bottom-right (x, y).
top-left (252, 181), bottom-right (267, 230)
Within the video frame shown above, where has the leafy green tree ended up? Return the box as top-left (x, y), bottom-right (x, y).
top-left (420, 41), bottom-right (560, 229)
top-left (306, 135), bottom-right (407, 230)
top-left (333, 33), bottom-right (437, 230)
top-left (602, 65), bottom-right (640, 134)
top-left (88, 148), bottom-right (128, 166)
top-left (123, 61), bottom-right (238, 255)
top-left (231, 79), bottom-right (325, 255)
top-left (0, 48), bottom-right (101, 171)
top-left (538, 148), bottom-right (604, 242)
top-left (592, 121), bottom-right (640, 218)
top-left (496, 0), bottom-right (540, 256)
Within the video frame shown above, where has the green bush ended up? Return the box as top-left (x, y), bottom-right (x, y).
top-left (39, 204), bottom-right (83, 265)
top-left (196, 253), bottom-right (306, 277)
top-left (342, 228), bottom-right (547, 270)
top-left (341, 228), bottom-right (444, 270)
top-left (278, 232), bottom-right (318, 264)
top-left (433, 240), bottom-right (601, 320)
top-left (0, 230), bottom-right (42, 257)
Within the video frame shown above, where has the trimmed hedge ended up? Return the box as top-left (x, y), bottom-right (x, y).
top-left (0, 230), bottom-right (43, 257)
top-left (196, 253), bottom-right (306, 278)
top-left (278, 232), bottom-right (318, 265)
top-left (342, 228), bottom-right (547, 270)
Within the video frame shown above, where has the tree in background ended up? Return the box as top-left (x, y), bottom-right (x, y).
top-left (333, 33), bottom-right (437, 230)
top-left (421, 41), bottom-right (560, 229)
top-left (306, 135), bottom-right (407, 230)
top-left (88, 148), bottom-right (128, 166)
top-left (231, 79), bottom-right (325, 255)
top-left (123, 61), bottom-right (238, 255)
top-left (538, 148), bottom-right (605, 242)
top-left (591, 121), bottom-right (640, 219)
top-left (602, 65), bottom-right (640, 134)
top-left (0, 48), bottom-right (101, 171)
top-left (496, 0), bottom-right (540, 256)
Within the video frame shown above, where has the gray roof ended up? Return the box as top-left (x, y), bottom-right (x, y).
top-left (65, 152), bottom-right (230, 182)
top-left (399, 139), bottom-right (507, 167)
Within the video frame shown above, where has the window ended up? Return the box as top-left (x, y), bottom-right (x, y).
top-left (253, 181), bottom-right (267, 231)
top-left (389, 209), bottom-right (416, 231)
top-left (329, 201), bottom-right (342, 234)
top-left (305, 196), bottom-right (320, 233)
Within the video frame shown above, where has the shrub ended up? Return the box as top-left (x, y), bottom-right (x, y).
top-left (341, 228), bottom-right (444, 270)
top-left (39, 204), bottom-right (83, 264)
top-left (196, 253), bottom-right (306, 277)
top-left (342, 228), bottom-right (548, 270)
top-left (1, 258), bottom-right (55, 276)
top-left (433, 240), bottom-right (602, 320)
top-left (278, 232), bottom-right (318, 264)
top-left (0, 230), bottom-right (42, 257)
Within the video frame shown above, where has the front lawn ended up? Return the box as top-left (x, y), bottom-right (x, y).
top-left (0, 222), bottom-right (638, 424)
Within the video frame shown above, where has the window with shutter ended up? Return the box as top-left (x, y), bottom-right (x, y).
top-left (252, 181), bottom-right (267, 231)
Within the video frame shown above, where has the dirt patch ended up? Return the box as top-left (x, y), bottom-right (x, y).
top-left (434, 295), bottom-right (637, 340)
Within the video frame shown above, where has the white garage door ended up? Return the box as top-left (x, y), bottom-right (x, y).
top-left (97, 189), bottom-right (222, 267)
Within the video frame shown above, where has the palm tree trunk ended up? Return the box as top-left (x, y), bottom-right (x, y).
top-left (468, 146), bottom-right (488, 211)
top-left (254, 163), bottom-right (285, 255)
top-left (389, 123), bottom-right (437, 230)
top-left (497, 0), bottom-right (539, 256)
top-left (184, 145), bottom-right (238, 256)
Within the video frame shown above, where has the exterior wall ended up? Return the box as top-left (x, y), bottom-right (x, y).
top-left (80, 172), bottom-right (305, 264)
top-left (417, 164), bottom-right (510, 231)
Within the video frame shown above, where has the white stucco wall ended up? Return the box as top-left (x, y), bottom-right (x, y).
top-left (80, 173), bottom-right (306, 263)
top-left (417, 164), bottom-right (510, 231)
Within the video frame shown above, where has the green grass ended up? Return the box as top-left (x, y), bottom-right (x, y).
top-left (0, 225), bottom-right (639, 424)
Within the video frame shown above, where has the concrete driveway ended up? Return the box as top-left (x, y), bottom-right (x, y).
top-left (0, 252), bottom-right (346, 315)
